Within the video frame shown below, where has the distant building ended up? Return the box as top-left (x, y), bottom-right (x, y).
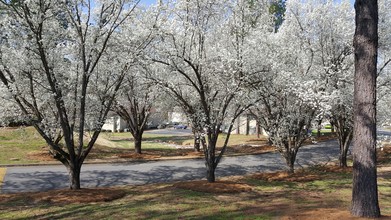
top-left (168, 106), bottom-right (188, 123)
top-left (102, 115), bottom-right (128, 132)
top-left (231, 113), bottom-right (268, 136)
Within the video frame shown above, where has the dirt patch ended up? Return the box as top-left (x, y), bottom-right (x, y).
top-left (0, 188), bottom-right (127, 204)
top-left (117, 152), bottom-right (162, 160)
top-left (252, 171), bottom-right (321, 182)
top-left (251, 166), bottom-right (352, 182)
top-left (27, 150), bottom-right (54, 161)
top-left (173, 180), bottom-right (252, 193)
top-left (222, 144), bottom-right (275, 155)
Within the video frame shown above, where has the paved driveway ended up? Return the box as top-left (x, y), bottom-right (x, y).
top-left (1, 140), bottom-right (339, 193)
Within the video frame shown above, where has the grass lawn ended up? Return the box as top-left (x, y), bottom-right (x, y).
top-left (1, 128), bottom-right (390, 219)
top-left (311, 128), bottom-right (333, 135)
top-left (103, 131), bottom-right (268, 148)
top-left (0, 127), bottom-right (47, 165)
top-left (0, 127), bottom-right (271, 164)
top-left (1, 164), bottom-right (390, 219)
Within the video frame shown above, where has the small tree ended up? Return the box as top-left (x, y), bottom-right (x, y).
top-left (149, 0), bottom-right (271, 182)
top-left (0, 0), bottom-right (139, 189)
top-left (113, 68), bottom-right (157, 154)
top-left (252, 71), bottom-right (315, 173)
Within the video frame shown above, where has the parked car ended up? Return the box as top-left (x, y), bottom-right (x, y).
top-left (174, 124), bottom-right (187, 129)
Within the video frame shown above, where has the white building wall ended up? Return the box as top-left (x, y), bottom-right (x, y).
top-left (102, 116), bottom-right (128, 132)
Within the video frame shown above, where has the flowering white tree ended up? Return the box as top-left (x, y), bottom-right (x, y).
top-left (377, 0), bottom-right (391, 110)
top-left (113, 66), bottom-right (158, 154)
top-left (148, 0), bottom-right (272, 182)
top-left (304, 0), bottom-right (354, 168)
top-left (110, 6), bottom-right (160, 154)
top-left (249, 0), bottom-right (327, 173)
top-left (0, 0), bottom-right (139, 189)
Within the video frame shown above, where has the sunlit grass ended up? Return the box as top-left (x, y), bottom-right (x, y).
top-left (311, 129), bottom-right (333, 135)
top-left (0, 127), bottom-right (47, 164)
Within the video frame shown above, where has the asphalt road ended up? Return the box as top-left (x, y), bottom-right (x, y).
top-left (1, 140), bottom-right (340, 193)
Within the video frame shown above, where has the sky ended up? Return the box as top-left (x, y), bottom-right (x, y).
top-left (139, 0), bottom-right (157, 6)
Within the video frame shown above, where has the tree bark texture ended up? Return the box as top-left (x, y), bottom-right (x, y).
top-left (134, 135), bottom-right (142, 154)
top-left (67, 163), bottom-right (82, 190)
top-left (206, 162), bottom-right (216, 182)
top-left (284, 148), bottom-right (298, 174)
top-left (351, 0), bottom-right (380, 217)
top-left (203, 134), bottom-right (217, 183)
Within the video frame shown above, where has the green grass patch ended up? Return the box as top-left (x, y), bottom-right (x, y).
top-left (311, 129), bottom-right (333, 135)
top-left (0, 127), bottom-right (47, 164)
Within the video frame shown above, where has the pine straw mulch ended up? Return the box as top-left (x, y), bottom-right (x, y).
top-left (0, 188), bottom-right (127, 205)
top-left (173, 180), bottom-right (253, 193)
top-left (251, 165), bottom-right (353, 182)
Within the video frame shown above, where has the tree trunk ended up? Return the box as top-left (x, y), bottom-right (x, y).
top-left (236, 117), bottom-right (240, 134)
top-left (317, 119), bottom-right (322, 138)
top-left (67, 163), bottom-right (81, 190)
top-left (245, 114), bottom-right (250, 135)
top-left (134, 134), bottom-right (142, 154)
top-left (284, 148), bottom-right (297, 174)
top-left (206, 162), bottom-right (216, 182)
top-left (194, 132), bottom-right (201, 152)
top-left (339, 144), bottom-right (348, 167)
top-left (256, 120), bottom-right (261, 138)
top-left (351, 0), bottom-right (380, 217)
top-left (201, 133), bottom-right (217, 183)
top-left (338, 131), bottom-right (352, 168)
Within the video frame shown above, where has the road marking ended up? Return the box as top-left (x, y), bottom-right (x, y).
top-left (0, 168), bottom-right (6, 192)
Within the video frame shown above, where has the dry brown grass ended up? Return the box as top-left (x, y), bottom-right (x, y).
top-left (173, 180), bottom-right (253, 193)
top-left (0, 188), bottom-right (127, 205)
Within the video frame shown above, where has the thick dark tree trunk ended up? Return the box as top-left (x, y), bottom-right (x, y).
top-left (134, 133), bottom-right (142, 154)
top-left (206, 162), bottom-right (216, 182)
top-left (132, 130), bottom-right (144, 154)
top-left (351, 0), bottom-right (380, 217)
top-left (67, 163), bottom-right (81, 190)
top-left (201, 132), bottom-right (218, 183)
